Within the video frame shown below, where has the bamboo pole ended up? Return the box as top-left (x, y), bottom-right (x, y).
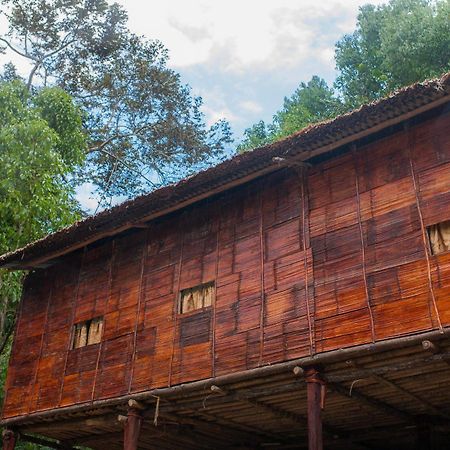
top-left (3, 327), bottom-right (450, 427)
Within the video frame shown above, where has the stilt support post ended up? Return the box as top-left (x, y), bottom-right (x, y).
top-left (124, 402), bottom-right (144, 450)
top-left (305, 367), bottom-right (325, 450)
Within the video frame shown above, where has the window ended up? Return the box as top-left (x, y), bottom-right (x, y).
top-left (72, 317), bottom-right (104, 349)
top-left (428, 220), bottom-right (450, 255)
top-left (179, 282), bottom-right (214, 314)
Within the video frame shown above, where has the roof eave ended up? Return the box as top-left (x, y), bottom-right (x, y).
top-left (1, 75), bottom-right (450, 270)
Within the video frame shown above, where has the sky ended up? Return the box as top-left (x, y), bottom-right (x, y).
top-left (0, 0), bottom-right (388, 211)
top-left (115, 0), bottom-right (387, 138)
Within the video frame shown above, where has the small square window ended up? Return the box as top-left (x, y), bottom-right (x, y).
top-left (179, 282), bottom-right (214, 314)
top-left (72, 317), bottom-right (104, 349)
top-left (428, 220), bottom-right (450, 255)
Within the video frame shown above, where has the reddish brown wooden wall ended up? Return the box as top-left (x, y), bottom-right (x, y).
top-left (2, 111), bottom-right (450, 418)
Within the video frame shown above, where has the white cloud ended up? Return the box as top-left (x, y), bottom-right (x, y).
top-left (75, 183), bottom-right (101, 213)
top-left (118, 0), bottom-right (387, 73)
top-left (239, 100), bottom-right (263, 114)
top-left (0, 0), bottom-right (390, 212)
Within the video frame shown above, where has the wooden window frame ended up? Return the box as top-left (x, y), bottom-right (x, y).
top-left (71, 316), bottom-right (104, 350)
top-left (427, 220), bottom-right (450, 256)
top-left (178, 281), bottom-right (215, 315)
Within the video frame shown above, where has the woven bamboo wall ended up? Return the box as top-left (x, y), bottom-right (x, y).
top-left (2, 111), bottom-right (449, 419)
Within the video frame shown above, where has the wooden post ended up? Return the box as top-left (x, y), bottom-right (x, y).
top-left (124, 400), bottom-right (144, 450)
top-left (2, 430), bottom-right (17, 450)
top-left (305, 367), bottom-right (325, 450)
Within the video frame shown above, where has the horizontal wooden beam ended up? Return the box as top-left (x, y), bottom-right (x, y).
top-left (19, 434), bottom-right (69, 450)
top-left (23, 413), bottom-right (122, 434)
top-left (346, 360), bottom-right (450, 420)
top-left (330, 382), bottom-right (412, 422)
top-left (326, 350), bottom-right (450, 383)
top-left (4, 330), bottom-right (450, 428)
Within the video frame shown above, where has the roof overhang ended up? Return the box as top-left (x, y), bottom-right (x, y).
top-left (1, 73), bottom-right (450, 270)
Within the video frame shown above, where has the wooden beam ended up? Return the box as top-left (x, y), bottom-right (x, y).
top-left (24, 413), bottom-right (121, 434)
top-left (210, 385), bottom-right (308, 426)
top-left (171, 385), bottom-right (367, 450)
top-left (124, 406), bottom-right (143, 450)
top-left (127, 399), bottom-right (145, 410)
top-left (326, 351), bottom-right (450, 383)
top-left (422, 339), bottom-right (450, 369)
top-left (330, 382), bottom-right (412, 422)
top-left (305, 368), bottom-right (324, 450)
top-left (346, 360), bottom-right (450, 420)
top-left (5, 333), bottom-right (450, 428)
top-left (72, 431), bottom-right (124, 446)
top-left (18, 434), bottom-right (68, 450)
top-left (422, 340), bottom-right (439, 354)
top-left (161, 401), bottom-right (289, 445)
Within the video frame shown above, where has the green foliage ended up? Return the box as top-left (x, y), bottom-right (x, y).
top-left (238, 76), bottom-right (343, 152)
top-left (239, 0), bottom-right (450, 152)
top-left (237, 120), bottom-right (273, 153)
top-left (0, 0), bottom-right (232, 200)
top-left (335, 0), bottom-right (450, 107)
top-left (272, 76), bottom-right (344, 138)
top-left (0, 80), bottom-right (86, 408)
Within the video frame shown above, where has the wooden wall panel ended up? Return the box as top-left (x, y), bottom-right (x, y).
top-left (131, 218), bottom-right (179, 391)
top-left (58, 243), bottom-right (112, 407)
top-left (3, 111), bottom-right (450, 419)
top-left (2, 271), bottom-right (51, 417)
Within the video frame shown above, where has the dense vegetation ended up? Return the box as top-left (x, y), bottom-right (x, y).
top-left (0, 0), bottom-right (232, 199)
top-left (0, 80), bottom-right (86, 412)
top-left (238, 0), bottom-right (450, 151)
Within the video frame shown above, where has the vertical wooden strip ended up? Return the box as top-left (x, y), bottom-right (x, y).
top-left (168, 217), bottom-right (185, 386)
top-left (91, 240), bottom-right (115, 399)
top-left (300, 168), bottom-right (315, 355)
top-left (128, 230), bottom-right (149, 392)
top-left (406, 124), bottom-right (443, 331)
top-left (212, 205), bottom-right (220, 377)
top-left (353, 148), bottom-right (376, 343)
top-left (58, 247), bottom-right (86, 406)
top-left (259, 180), bottom-right (266, 365)
top-left (27, 270), bottom-right (53, 413)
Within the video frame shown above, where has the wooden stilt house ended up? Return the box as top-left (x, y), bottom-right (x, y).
top-left (1, 73), bottom-right (450, 450)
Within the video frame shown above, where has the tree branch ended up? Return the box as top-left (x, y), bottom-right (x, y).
top-left (0, 37), bottom-right (36, 60)
top-left (26, 36), bottom-right (77, 89)
top-left (97, 148), bottom-right (157, 188)
top-left (87, 125), bottom-right (150, 154)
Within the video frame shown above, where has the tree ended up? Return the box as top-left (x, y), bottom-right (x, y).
top-left (239, 0), bottom-right (450, 152)
top-left (271, 76), bottom-right (344, 138)
top-left (237, 120), bottom-right (273, 153)
top-left (0, 80), bottom-right (86, 386)
top-left (238, 76), bottom-right (343, 152)
top-left (0, 0), bottom-right (232, 200)
top-left (335, 0), bottom-right (450, 107)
